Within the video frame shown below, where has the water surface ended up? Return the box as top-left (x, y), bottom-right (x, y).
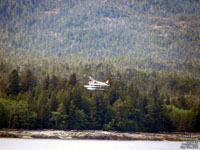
top-left (0, 138), bottom-right (189, 150)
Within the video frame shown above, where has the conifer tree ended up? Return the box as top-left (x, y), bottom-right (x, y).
top-left (7, 69), bottom-right (20, 95)
top-left (21, 69), bottom-right (36, 92)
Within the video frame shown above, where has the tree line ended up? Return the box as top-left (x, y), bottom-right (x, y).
top-left (0, 68), bottom-right (199, 132)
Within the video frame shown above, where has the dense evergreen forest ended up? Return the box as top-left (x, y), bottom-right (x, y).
top-left (0, 68), bottom-right (200, 132)
top-left (0, 0), bottom-right (200, 132)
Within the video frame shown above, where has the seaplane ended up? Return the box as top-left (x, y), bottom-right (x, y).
top-left (84, 76), bottom-right (110, 91)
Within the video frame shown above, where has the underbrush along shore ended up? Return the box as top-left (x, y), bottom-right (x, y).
top-left (0, 130), bottom-right (199, 141)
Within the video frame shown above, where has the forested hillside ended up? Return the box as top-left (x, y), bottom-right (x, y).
top-left (0, 0), bottom-right (200, 132)
top-left (1, 0), bottom-right (200, 75)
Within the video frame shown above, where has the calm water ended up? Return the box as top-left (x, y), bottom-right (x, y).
top-left (0, 138), bottom-right (194, 150)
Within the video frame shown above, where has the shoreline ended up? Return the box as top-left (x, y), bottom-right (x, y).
top-left (0, 130), bottom-right (199, 141)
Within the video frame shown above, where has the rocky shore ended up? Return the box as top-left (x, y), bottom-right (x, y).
top-left (0, 130), bottom-right (199, 141)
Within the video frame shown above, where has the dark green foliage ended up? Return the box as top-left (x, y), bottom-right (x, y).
top-left (0, 99), bottom-right (37, 129)
top-left (73, 109), bottom-right (88, 130)
top-left (113, 97), bottom-right (138, 131)
top-left (90, 93), bottom-right (105, 129)
top-left (68, 73), bottom-right (77, 87)
top-left (21, 69), bottom-right (37, 92)
top-left (0, 102), bottom-right (8, 128)
top-left (193, 101), bottom-right (200, 132)
top-left (48, 92), bottom-right (58, 111)
top-left (0, 66), bottom-right (199, 132)
top-left (38, 102), bottom-right (50, 129)
top-left (43, 75), bottom-right (50, 90)
top-left (50, 103), bottom-right (67, 129)
top-left (7, 69), bottom-right (20, 95)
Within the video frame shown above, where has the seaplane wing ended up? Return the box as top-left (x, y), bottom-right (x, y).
top-left (89, 76), bottom-right (95, 82)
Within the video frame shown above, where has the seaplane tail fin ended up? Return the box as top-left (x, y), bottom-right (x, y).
top-left (106, 80), bottom-right (110, 85)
